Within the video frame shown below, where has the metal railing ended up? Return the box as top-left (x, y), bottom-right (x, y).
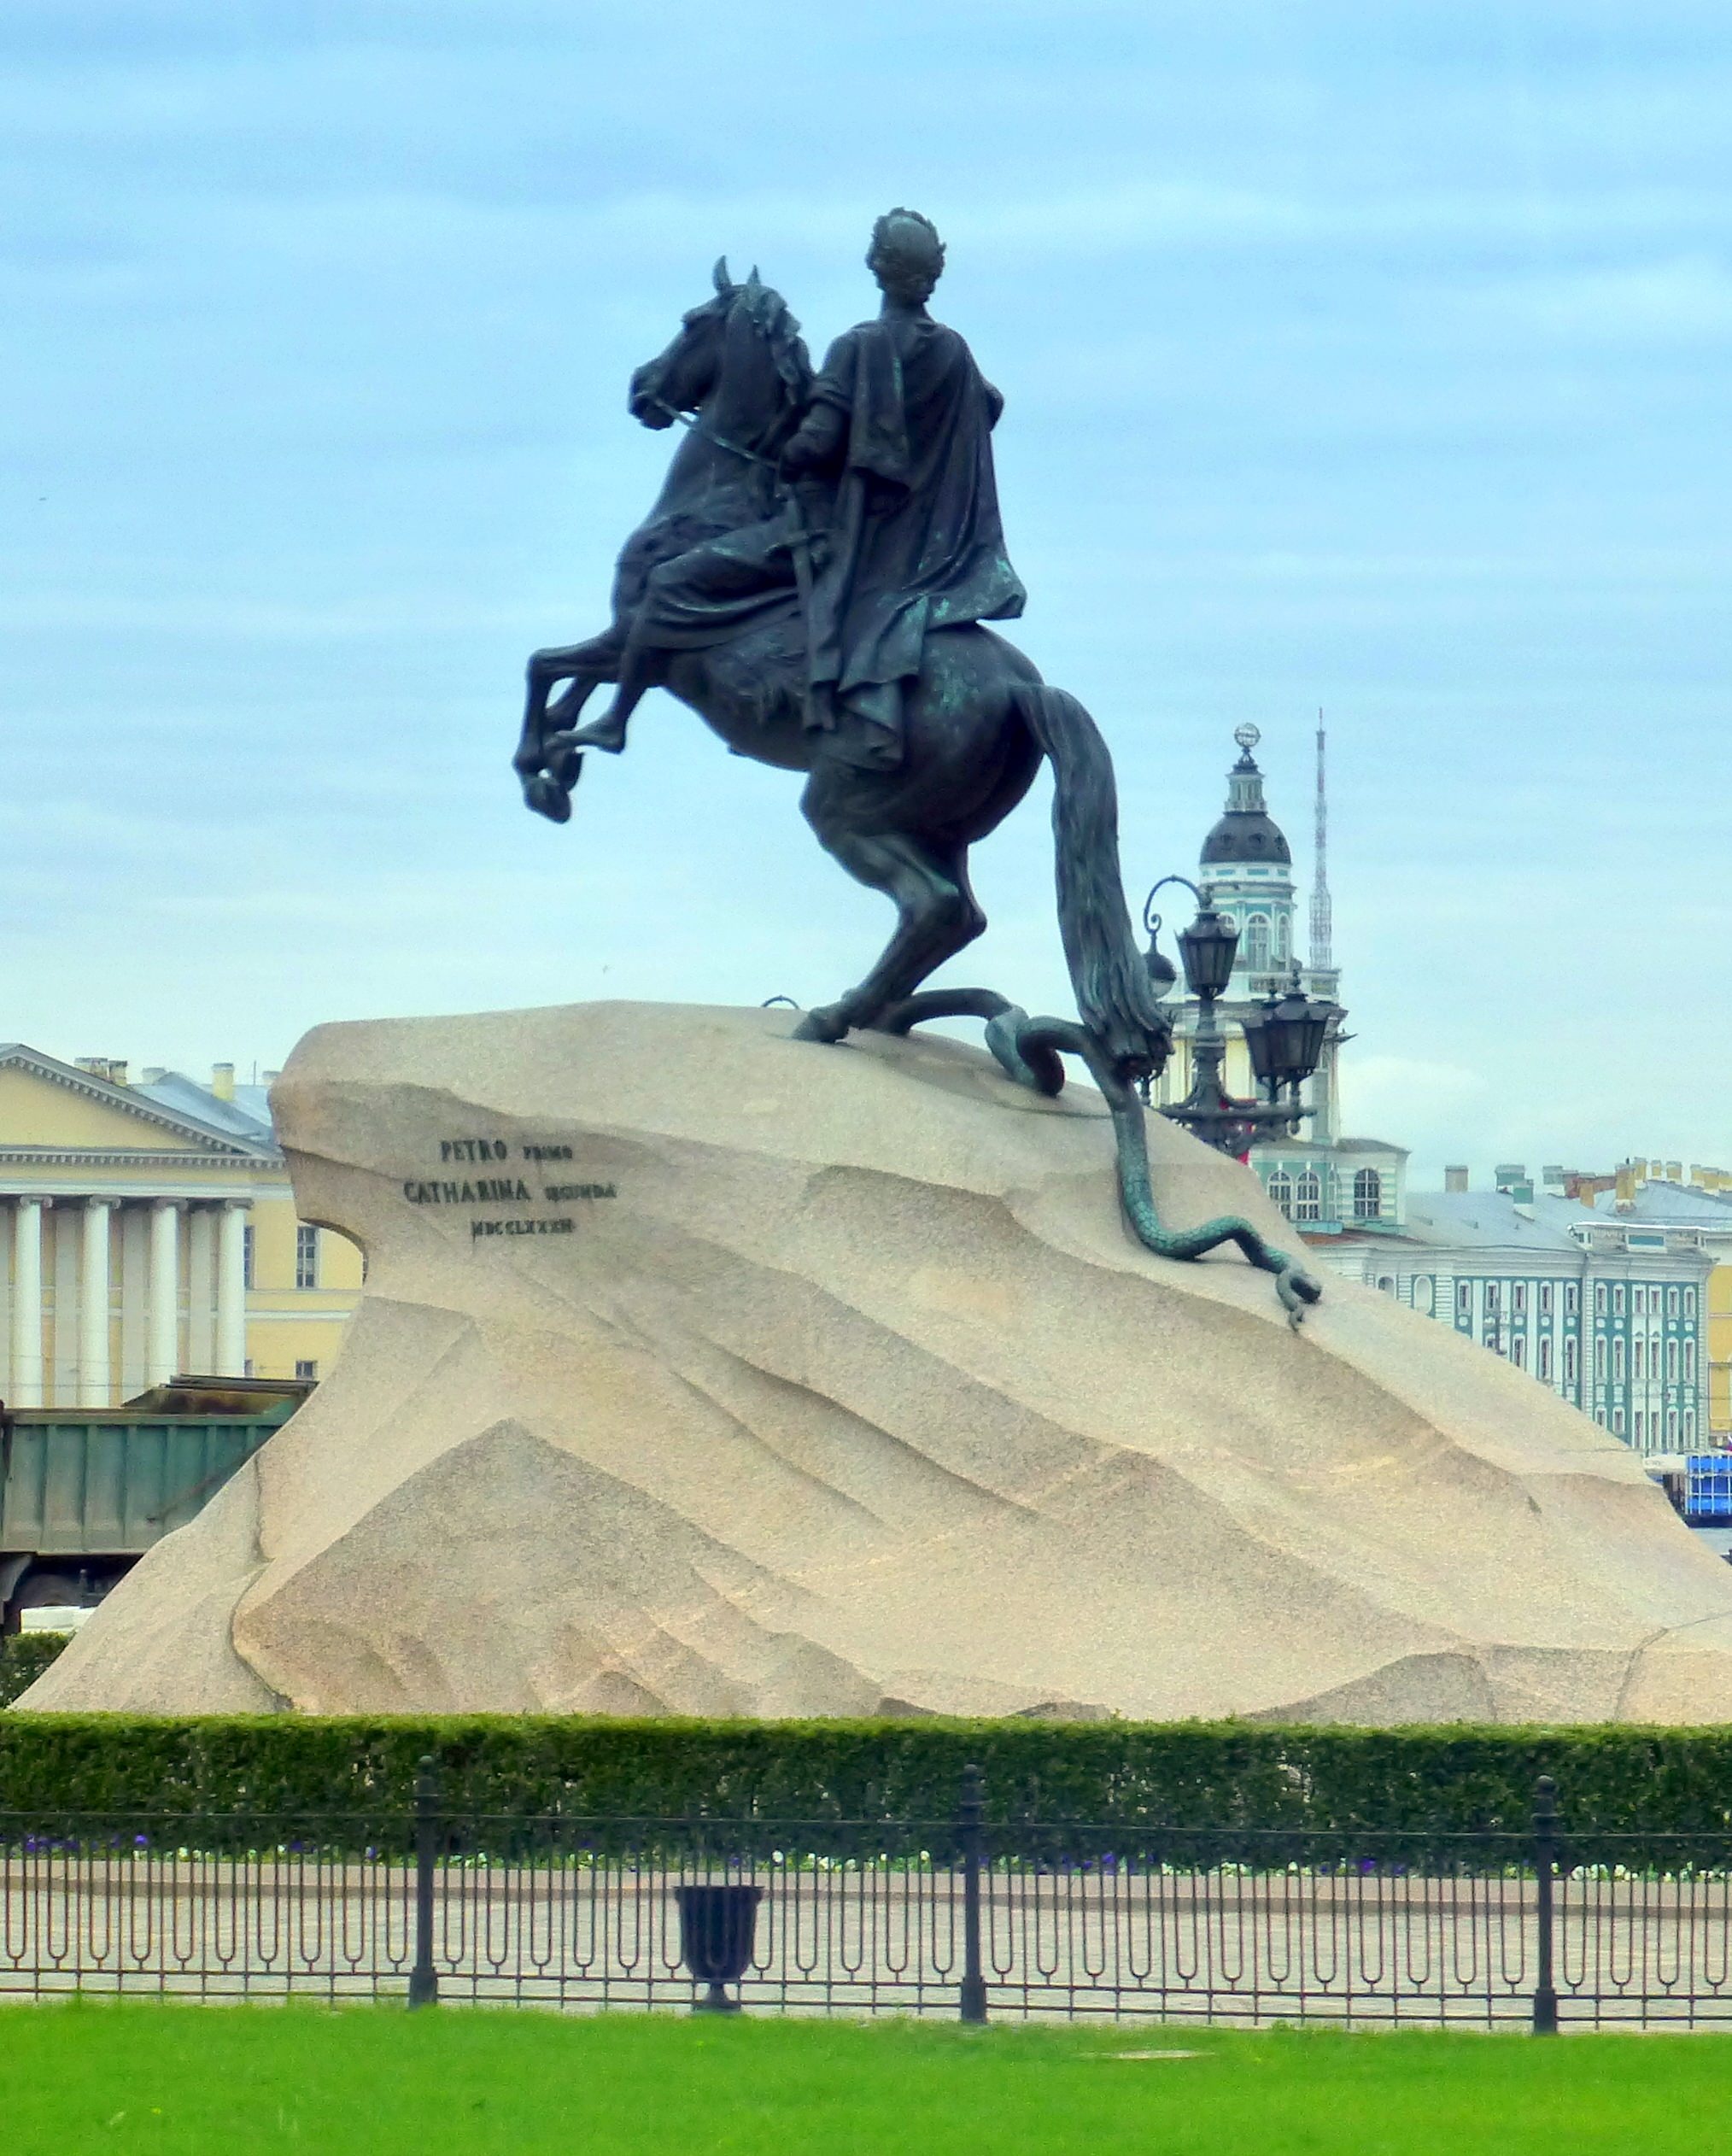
top-left (7, 1767), bottom-right (1732, 2028)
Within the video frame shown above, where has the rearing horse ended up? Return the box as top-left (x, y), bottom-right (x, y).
top-left (512, 264), bottom-right (1322, 1321)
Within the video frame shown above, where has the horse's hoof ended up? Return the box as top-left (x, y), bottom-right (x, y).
top-left (548, 720), bottom-right (626, 756)
top-left (793, 1005), bottom-right (850, 1044)
top-left (523, 772), bottom-right (572, 823)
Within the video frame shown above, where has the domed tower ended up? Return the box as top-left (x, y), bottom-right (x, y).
top-left (1198, 724), bottom-right (1296, 993)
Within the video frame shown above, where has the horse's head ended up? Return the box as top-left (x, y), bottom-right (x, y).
top-left (628, 258), bottom-right (810, 448)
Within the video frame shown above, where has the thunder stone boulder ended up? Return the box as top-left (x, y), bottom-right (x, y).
top-left (26, 1001), bottom-right (1732, 1722)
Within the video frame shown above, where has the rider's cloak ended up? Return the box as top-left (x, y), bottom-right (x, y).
top-left (804, 314), bottom-right (1026, 768)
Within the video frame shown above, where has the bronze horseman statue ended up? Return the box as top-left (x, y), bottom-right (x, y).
top-left (512, 212), bottom-right (1320, 1319)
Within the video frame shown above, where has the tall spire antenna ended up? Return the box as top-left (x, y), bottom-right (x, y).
top-left (1310, 708), bottom-right (1332, 970)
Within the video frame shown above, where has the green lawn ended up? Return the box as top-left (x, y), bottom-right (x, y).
top-left (3, 2003), bottom-right (1729, 2155)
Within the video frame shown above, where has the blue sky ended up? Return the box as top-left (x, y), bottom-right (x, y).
top-left (5, 2), bottom-right (1728, 1181)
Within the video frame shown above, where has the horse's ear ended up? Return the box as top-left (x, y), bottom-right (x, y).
top-left (711, 255), bottom-right (731, 294)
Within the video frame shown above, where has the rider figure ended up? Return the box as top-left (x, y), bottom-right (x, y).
top-left (580, 212), bottom-right (1023, 768)
top-left (781, 208), bottom-right (1026, 770)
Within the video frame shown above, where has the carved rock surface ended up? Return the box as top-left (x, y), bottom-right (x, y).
top-left (26, 1001), bottom-right (1732, 1722)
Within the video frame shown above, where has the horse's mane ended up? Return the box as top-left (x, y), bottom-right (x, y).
top-left (733, 278), bottom-right (813, 408)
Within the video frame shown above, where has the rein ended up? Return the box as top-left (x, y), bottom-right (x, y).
top-left (651, 396), bottom-right (784, 474)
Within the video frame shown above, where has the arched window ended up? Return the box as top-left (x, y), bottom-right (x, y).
top-left (1633, 1339), bottom-right (1645, 1380)
top-left (1295, 1169), bottom-right (1322, 1222)
top-left (1267, 1169), bottom-right (1293, 1219)
top-left (1274, 913), bottom-right (1290, 961)
top-left (1352, 1168), bottom-right (1383, 1221)
top-left (1686, 1286), bottom-right (1698, 1318)
top-left (1614, 1337), bottom-right (1626, 1382)
top-left (1538, 1337), bottom-right (1553, 1382)
top-left (1511, 1335), bottom-right (1526, 1369)
top-left (1687, 1341), bottom-right (1698, 1383)
top-left (1667, 1339), bottom-right (1680, 1383)
top-left (1244, 913), bottom-right (1271, 971)
top-left (1594, 1337), bottom-right (1606, 1381)
top-left (1565, 1337), bottom-right (1578, 1387)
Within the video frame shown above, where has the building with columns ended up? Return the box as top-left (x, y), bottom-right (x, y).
top-left (0, 1046), bottom-right (360, 1407)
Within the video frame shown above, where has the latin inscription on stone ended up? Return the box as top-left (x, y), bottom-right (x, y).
top-left (406, 1140), bottom-right (618, 1246)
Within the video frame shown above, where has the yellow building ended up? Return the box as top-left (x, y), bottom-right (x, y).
top-left (0, 1044), bottom-right (360, 1406)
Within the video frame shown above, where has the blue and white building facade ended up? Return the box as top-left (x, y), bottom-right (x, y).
top-left (1319, 1186), bottom-right (1712, 1456)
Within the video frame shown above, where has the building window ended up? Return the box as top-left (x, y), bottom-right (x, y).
top-left (1538, 1337), bottom-right (1552, 1382)
top-left (1594, 1282), bottom-right (1606, 1317)
top-left (1565, 1338), bottom-right (1578, 1388)
top-left (1565, 1281), bottom-right (1579, 1318)
top-left (1614, 1284), bottom-right (1626, 1317)
top-left (1635, 1411), bottom-right (1646, 1444)
top-left (1267, 1169), bottom-right (1293, 1219)
top-left (1614, 1338), bottom-right (1627, 1382)
top-left (1245, 913), bottom-right (1271, 971)
top-left (1295, 1169), bottom-right (1322, 1223)
top-left (1377, 1274), bottom-right (1396, 1297)
top-left (1667, 1339), bottom-right (1680, 1384)
top-left (1511, 1335), bottom-right (1526, 1369)
top-left (1513, 1281), bottom-right (1527, 1318)
top-left (1633, 1339), bottom-right (1645, 1380)
top-left (295, 1224), bottom-right (319, 1291)
top-left (1594, 1337), bottom-right (1607, 1382)
top-left (1274, 913), bottom-right (1290, 961)
top-left (1687, 1341), bottom-right (1698, 1383)
top-left (1668, 1409), bottom-right (1680, 1446)
top-left (1613, 1407), bottom-right (1625, 1437)
top-left (1539, 1281), bottom-right (1554, 1320)
top-left (1685, 1287), bottom-right (1697, 1319)
top-left (1457, 1280), bottom-right (1472, 1322)
top-left (295, 1358), bottom-right (318, 1380)
top-left (243, 1224), bottom-right (255, 1290)
top-left (1352, 1169), bottom-right (1383, 1222)
top-left (1485, 1282), bottom-right (1501, 1315)
top-left (1668, 1287), bottom-right (1681, 1319)
top-left (243, 1358), bottom-right (255, 1378)
top-left (1686, 1409), bottom-right (1697, 1443)
top-left (1412, 1276), bottom-right (1434, 1316)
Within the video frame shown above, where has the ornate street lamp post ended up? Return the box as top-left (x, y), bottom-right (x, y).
top-left (1141, 877), bottom-right (1343, 1157)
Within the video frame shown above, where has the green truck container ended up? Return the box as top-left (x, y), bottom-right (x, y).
top-left (0, 1376), bottom-right (309, 1629)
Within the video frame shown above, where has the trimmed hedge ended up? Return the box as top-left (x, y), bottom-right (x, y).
top-left (4, 1714), bottom-right (1732, 1840)
top-left (0, 1633), bottom-right (67, 1708)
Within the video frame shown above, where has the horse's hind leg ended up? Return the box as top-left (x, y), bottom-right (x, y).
top-left (793, 818), bottom-right (986, 1043)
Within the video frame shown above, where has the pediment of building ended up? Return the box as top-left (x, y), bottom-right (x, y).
top-left (0, 1048), bottom-right (268, 1159)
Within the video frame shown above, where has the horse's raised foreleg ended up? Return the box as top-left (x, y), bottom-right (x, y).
top-left (792, 821), bottom-right (986, 1043)
top-left (515, 635), bottom-right (620, 823)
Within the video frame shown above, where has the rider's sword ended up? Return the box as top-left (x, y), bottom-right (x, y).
top-left (781, 480), bottom-right (823, 733)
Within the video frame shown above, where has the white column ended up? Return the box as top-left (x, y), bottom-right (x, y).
top-left (79, 1197), bottom-right (114, 1407)
top-left (10, 1198), bottom-right (45, 1408)
top-left (187, 1204), bottom-right (215, 1373)
top-left (148, 1198), bottom-right (183, 1386)
top-left (216, 1200), bottom-right (249, 1376)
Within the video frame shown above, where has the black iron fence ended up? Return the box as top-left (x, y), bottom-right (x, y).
top-left (8, 1766), bottom-right (1732, 2028)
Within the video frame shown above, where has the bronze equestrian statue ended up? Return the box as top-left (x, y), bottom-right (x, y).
top-left (512, 212), bottom-right (1321, 1321)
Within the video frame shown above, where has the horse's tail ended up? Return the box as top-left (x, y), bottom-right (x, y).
top-left (1014, 683), bottom-right (1171, 1077)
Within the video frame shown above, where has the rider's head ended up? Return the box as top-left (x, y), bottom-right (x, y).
top-left (867, 208), bottom-right (945, 305)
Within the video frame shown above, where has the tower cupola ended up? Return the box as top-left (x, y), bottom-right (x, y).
top-left (1197, 725), bottom-right (1296, 986)
top-left (1201, 724), bottom-right (1291, 867)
